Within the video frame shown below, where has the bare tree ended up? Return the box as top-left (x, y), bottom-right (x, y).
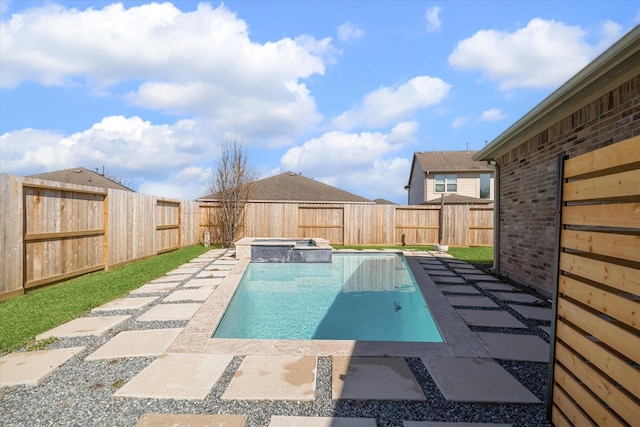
top-left (208, 138), bottom-right (257, 247)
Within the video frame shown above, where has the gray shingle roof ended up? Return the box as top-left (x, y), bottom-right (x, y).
top-left (415, 151), bottom-right (493, 172)
top-left (200, 171), bottom-right (371, 203)
top-left (27, 167), bottom-right (134, 192)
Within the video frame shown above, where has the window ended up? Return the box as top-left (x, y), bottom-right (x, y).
top-left (480, 173), bottom-right (491, 199)
top-left (435, 174), bottom-right (457, 193)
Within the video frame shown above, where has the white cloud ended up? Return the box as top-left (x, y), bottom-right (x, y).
top-left (337, 22), bottom-right (364, 42)
top-left (0, 2), bottom-right (333, 144)
top-left (425, 6), bottom-right (442, 33)
top-left (449, 18), bottom-right (597, 90)
top-left (333, 76), bottom-right (451, 130)
top-left (451, 116), bottom-right (469, 129)
top-left (479, 108), bottom-right (506, 122)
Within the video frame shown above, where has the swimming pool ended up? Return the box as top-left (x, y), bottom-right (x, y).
top-left (213, 253), bottom-right (443, 342)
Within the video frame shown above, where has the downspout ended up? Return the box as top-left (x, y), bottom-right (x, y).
top-left (490, 161), bottom-right (500, 272)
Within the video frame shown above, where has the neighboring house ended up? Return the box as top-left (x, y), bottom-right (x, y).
top-left (405, 151), bottom-right (494, 205)
top-left (27, 167), bottom-right (134, 192)
top-left (474, 26), bottom-right (640, 297)
top-left (199, 171), bottom-right (372, 203)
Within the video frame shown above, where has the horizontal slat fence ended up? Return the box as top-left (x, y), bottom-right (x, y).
top-left (550, 136), bottom-right (640, 427)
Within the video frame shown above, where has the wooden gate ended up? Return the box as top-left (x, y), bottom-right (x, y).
top-left (549, 136), bottom-right (640, 426)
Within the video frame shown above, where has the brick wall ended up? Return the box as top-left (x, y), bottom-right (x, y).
top-left (495, 74), bottom-right (640, 296)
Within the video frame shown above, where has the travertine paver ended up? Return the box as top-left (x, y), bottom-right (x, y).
top-left (456, 309), bottom-right (527, 328)
top-left (438, 285), bottom-right (481, 295)
top-left (114, 353), bottom-right (233, 400)
top-left (222, 356), bottom-right (317, 401)
top-left (474, 332), bottom-right (550, 362)
top-left (422, 357), bottom-right (540, 403)
top-left (136, 414), bottom-right (247, 427)
top-left (136, 303), bottom-right (202, 322)
top-left (403, 422), bottom-right (512, 427)
top-left (37, 315), bottom-right (130, 339)
top-left (162, 288), bottom-right (213, 303)
top-left (85, 328), bottom-right (183, 360)
top-left (206, 264), bottom-right (234, 271)
top-left (130, 282), bottom-right (180, 294)
top-left (92, 296), bottom-right (157, 312)
top-left (196, 271), bottom-right (228, 279)
top-left (445, 295), bottom-right (499, 308)
top-left (166, 267), bottom-right (201, 275)
top-left (509, 305), bottom-right (553, 322)
top-left (477, 282), bottom-right (517, 292)
top-left (183, 277), bottom-right (223, 288)
top-left (269, 416), bottom-right (377, 427)
top-left (0, 346), bottom-right (85, 386)
top-left (150, 273), bottom-right (192, 283)
top-left (332, 357), bottom-right (426, 401)
top-left (489, 292), bottom-right (543, 304)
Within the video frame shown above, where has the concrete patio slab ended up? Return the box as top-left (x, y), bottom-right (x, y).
top-left (426, 270), bottom-right (457, 276)
top-left (432, 276), bottom-right (467, 284)
top-left (509, 305), bottom-right (553, 322)
top-left (196, 271), bottom-right (228, 279)
top-left (167, 267), bottom-right (201, 275)
top-left (420, 264), bottom-right (447, 270)
top-left (539, 326), bottom-right (552, 335)
top-left (451, 267), bottom-right (482, 274)
top-left (456, 309), bottom-right (527, 328)
top-left (422, 357), bottom-right (540, 403)
top-left (269, 416), bottom-right (376, 427)
top-left (184, 277), bottom-right (223, 288)
top-left (222, 356), bottom-right (317, 401)
top-left (438, 285), bottom-right (481, 295)
top-left (489, 292), bottom-right (543, 304)
top-left (404, 422), bottom-right (512, 427)
top-left (37, 315), bottom-right (130, 339)
top-left (136, 413), bottom-right (247, 427)
top-left (332, 357), bottom-right (426, 401)
top-left (0, 346), bottom-right (85, 387)
top-left (460, 274), bottom-right (499, 282)
top-left (114, 353), bottom-right (233, 400)
top-left (136, 303), bottom-right (202, 322)
top-left (130, 282), bottom-right (180, 294)
top-left (92, 296), bottom-right (157, 312)
top-left (445, 295), bottom-right (499, 308)
top-left (163, 288), bottom-right (213, 303)
top-left (474, 332), bottom-right (550, 362)
top-left (150, 273), bottom-right (192, 283)
top-left (206, 264), bottom-right (233, 271)
top-left (85, 328), bottom-right (183, 360)
top-left (477, 282), bottom-right (517, 292)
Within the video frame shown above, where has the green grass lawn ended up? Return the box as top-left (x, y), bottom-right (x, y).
top-left (334, 245), bottom-right (493, 264)
top-left (0, 245), bottom-right (213, 353)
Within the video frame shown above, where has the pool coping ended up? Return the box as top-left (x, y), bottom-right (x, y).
top-left (167, 251), bottom-right (491, 358)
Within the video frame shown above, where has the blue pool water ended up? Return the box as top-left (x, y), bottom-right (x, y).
top-left (213, 253), bottom-right (443, 342)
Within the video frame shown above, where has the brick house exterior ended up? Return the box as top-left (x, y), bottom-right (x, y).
top-left (474, 26), bottom-right (640, 297)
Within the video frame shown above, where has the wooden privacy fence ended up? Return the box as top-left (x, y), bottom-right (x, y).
top-left (199, 201), bottom-right (494, 246)
top-left (549, 136), bottom-right (640, 426)
top-left (0, 175), bottom-right (200, 302)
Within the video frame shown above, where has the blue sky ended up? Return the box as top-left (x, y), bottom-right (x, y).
top-left (1, 1), bottom-right (638, 203)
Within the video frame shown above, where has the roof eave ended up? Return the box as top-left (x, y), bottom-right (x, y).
top-left (474, 25), bottom-right (640, 161)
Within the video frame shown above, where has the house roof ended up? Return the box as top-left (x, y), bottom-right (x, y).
top-left (27, 167), bottom-right (134, 192)
top-left (200, 171), bottom-right (372, 203)
top-left (474, 25), bottom-right (640, 161)
top-left (373, 198), bottom-right (397, 205)
top-left (423, 194), bottom-right (494, 205)
top-left (414, 151), bottom-right (493, 173)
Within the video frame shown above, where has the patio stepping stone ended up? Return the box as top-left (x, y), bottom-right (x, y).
top-left (445, 295), bottom-right (499, 308)
top-left (0, 346), bottom-right (85, 386)
top-left (489, 292), bottom-right (543, 304)
top-left (222, 356), bottom-right (317, 401)
top-left (421, 263), bottom-right (448, 270)
top-left (85, 328), bottom-right (183, 360)
top-left (474, 332), bottom-right (550, 362)
top-left (196, 271), bottom-right (228, 279)
top-left (130, 282), bottom-right (181, 294)
top-left (438, 285), bottom-right (481, 295)
top-left (37, 315), bottom-right (130, 339)
top-left (427, 270), bottom-right (457, 276)
top-left (332, 357), bottom-right (427, 401)
top-left (92, 296), bottom-right (157, 312)
top-left (183, 277), bottom-right (223, 287)
top-left (206, 264), bottom-right (234, 271)
top-left (166, 267), bottom-right (201, 275)
top-left (477, 282), bottom-right (517, 292)
top-left (539, 325), bottom-right (552, 335)
top-left (508, 305), bottom-right (553, 322)
top-left (151, 273), bottom-right (192, 283)
top-left (136, 414), bottom-right (247, 427)
top-left (269, 416), bottom-right (376, 427)
top-left (432, 276), bottom-right (467, 284)
top-left (162, 288), bottom-right (213, 303)
top-left (456, 309), bottom-right (527, 328)
top-left (452, 267), bottom-right (482, 274)
top-left (422, 357), bottom-right (540, 403)
top-left (136, 303), bottom-right (202, 322)
top-left (403, 423), bottom-right (512, 427)
top-left (460, 274), bottom-right (499, 282)
top-left (114, 353), bottom-right (233, 400)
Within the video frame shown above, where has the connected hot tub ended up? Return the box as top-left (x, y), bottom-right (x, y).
top-left (235, 237), bottom-right (332, 263)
